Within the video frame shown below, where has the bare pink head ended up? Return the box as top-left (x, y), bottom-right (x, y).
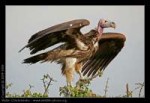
top-left (96, 19), bottom-right (116, 39)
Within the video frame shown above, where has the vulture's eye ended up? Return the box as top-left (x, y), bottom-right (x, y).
top-left (105, 20), bottom-right (107, 23)
top-left (112, 22), bottom-right (115, 24)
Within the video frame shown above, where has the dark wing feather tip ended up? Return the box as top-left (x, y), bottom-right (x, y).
top-left (20, 19), bottom-right (90, 54)
top-left (81, 33), bottom-right (126, 77)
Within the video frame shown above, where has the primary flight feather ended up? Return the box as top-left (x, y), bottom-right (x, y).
top-left (20, 19), bottom-right (126, 86)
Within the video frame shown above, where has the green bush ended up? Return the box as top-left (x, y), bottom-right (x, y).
top-left (59, 79), bottom-right (101, 97)
top-left (6, 74), bottom-right (144, 98)
top-left (6, 74), bottom-right (54, 98)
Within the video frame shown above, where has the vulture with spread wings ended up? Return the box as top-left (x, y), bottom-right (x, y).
top-left (19, 19), bottom-right (126, 86)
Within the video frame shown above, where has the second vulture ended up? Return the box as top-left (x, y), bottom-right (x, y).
top-left (19, 19), bottom-right (126, 86)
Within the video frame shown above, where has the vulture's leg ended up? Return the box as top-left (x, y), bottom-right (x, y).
top-left (75, 62), bottom-right (84, 80)
top-left (65, 68), bottom-right (74, 86)
top-left (62, 58), bottom-right (77, 86)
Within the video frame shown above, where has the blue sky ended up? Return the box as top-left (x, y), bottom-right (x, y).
top-left (6, 6), bottom-right (144, 97)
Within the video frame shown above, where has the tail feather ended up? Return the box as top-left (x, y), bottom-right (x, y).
top-left (23, 53), bottom-right (48, 64)
top-left (23, 44), bottom-right (71, 64)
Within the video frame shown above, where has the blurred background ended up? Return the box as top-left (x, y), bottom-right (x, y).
top-left (6, 6), bottom-right (144, 97)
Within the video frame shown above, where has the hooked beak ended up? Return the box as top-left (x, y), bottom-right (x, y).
top-left (110, 22), bottom-right (116, 29)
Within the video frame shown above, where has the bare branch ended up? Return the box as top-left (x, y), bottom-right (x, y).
top-left (85, 70), bottom-right (103, 81)
top-left (135, 82), bottom-right (144, 97)
top-left (126, 83), bottom-right (129, 97)
top-left (104, 78), bottom-right (109, 97)
top-left (41, 74), bottom-right (57, 96)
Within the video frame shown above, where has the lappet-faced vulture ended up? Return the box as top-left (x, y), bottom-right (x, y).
top-left (19, 19), bottom-right (126, 86)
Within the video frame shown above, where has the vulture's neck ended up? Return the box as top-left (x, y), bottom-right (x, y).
top-left (97, 26), bottom-right (103, 40)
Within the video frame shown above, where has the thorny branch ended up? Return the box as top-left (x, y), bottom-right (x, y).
top-left (77, 70), bottom-right (103, 87)
top-left (85, 70), bottom-right (103, 81)
top-left (104, 78), bottom-right (109, 97)
top-left (135, 82), bottom-right (144, 97)
top-left (125, 82), bottom-right (144, 97)
top-left (41, 74), bottom-right (57, 96)
top-left (126, 83), bottom-right (132, 97)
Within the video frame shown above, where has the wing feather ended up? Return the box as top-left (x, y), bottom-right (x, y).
top-left (82, 33), bottom-right (126, 77)
top-left (19, 19), bottom-right (90, 54)
top-left (23, 44), bottom-right (75, 64)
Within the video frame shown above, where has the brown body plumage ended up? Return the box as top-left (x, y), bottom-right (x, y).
top-left (19, 19), bottom-right (126, 86)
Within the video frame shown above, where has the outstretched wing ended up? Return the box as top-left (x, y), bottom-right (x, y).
top-left (19, 19), bottom-right (90, 54)
top-left (81, 33), bottom-right (126, 77)
top-left (23, 44), bottom-right (75, 64)
top-left (23, 43), bottom-right (91, 64)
